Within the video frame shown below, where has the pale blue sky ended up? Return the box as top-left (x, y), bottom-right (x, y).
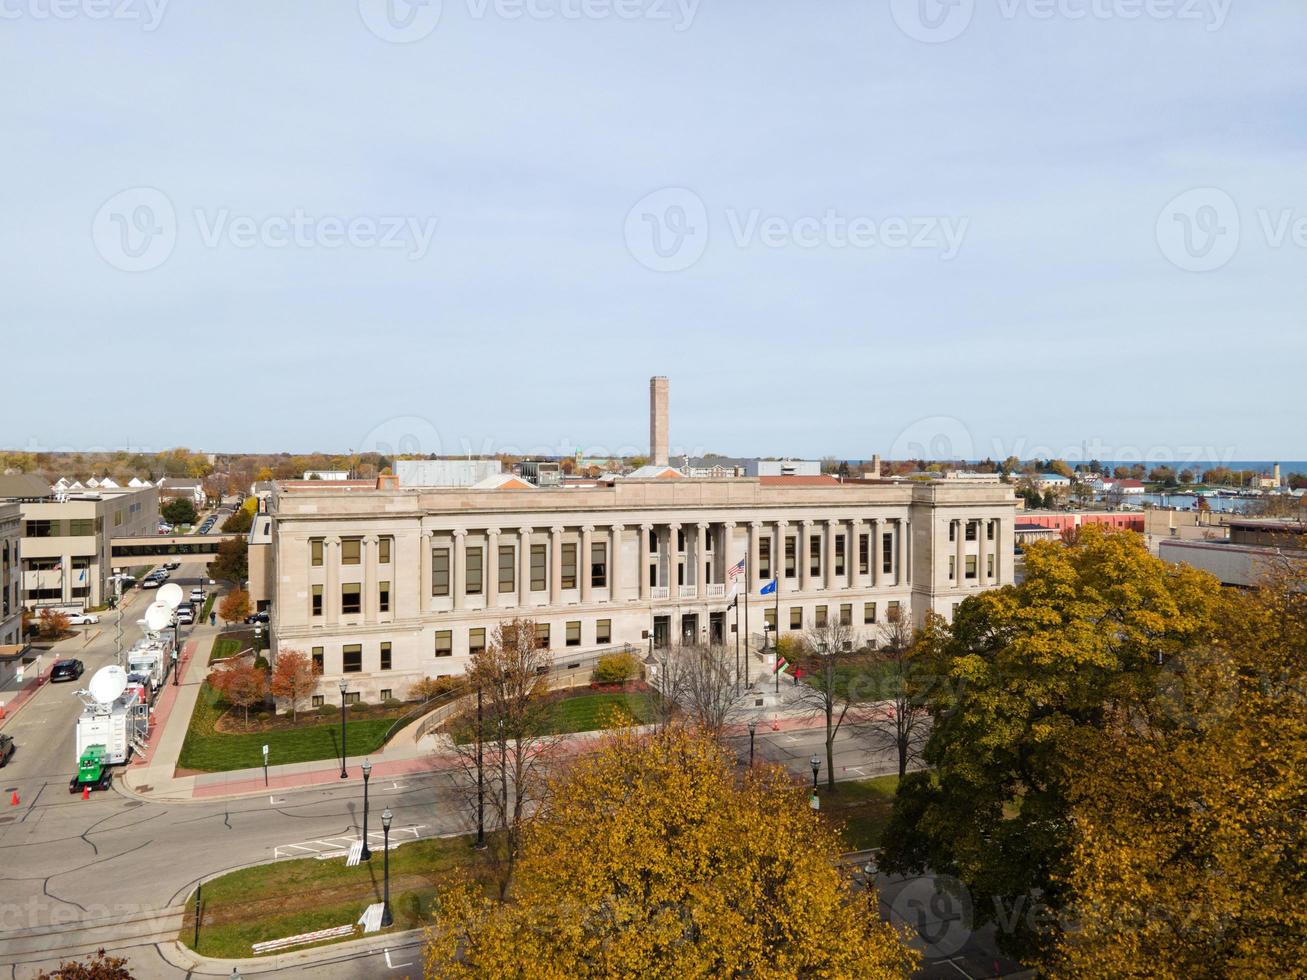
top-left (3, 0), bottom-right (1304, 462)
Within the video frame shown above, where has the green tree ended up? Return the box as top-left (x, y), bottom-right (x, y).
top-left (160, 498), bottom-right (198, 526)
top-left (880, 527), bottom-right (1223, 963)
top-left (208, 537), bottom-right (248, 584)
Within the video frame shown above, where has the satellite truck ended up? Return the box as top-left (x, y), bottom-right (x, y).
top-left (70, 664), bottom-right (149, 793)
top-left (128, 592), bottom-right (181, 693)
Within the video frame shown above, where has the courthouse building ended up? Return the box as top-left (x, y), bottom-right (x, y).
top-left (263, 473), bottom-right (1017, 703)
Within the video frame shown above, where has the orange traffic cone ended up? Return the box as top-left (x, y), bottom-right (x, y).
top-left (10, 790), bottom-right (18, 806)
top-left (82, 786), bottom-right (90, 801)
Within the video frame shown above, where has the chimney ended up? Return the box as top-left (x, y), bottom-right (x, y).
top-left (377, 472), bottom-right (399, 490)
top-left (650, 376), bottom-right (669, 467)
top-left (870, 454), bottom-right (882, 479)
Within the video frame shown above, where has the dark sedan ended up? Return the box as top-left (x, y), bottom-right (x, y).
top-left (50, 659), bottom-right (85, 682)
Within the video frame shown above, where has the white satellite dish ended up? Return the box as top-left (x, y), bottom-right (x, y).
top-left (144, 602), bottom-right (172, 633)
top-left (158, 583), bottom-right (184, 610)
top-left (88, 665), bottom-right (129, 705)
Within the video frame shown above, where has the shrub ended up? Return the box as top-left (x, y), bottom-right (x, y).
top-left (775, 634), bottom-right (808, 661)
top-left (592, 652), bottom-right (640, 685)
top-left (409, 675), bottom-right (463, 702)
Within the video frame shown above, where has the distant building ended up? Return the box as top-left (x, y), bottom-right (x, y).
top-left (395, 459), bottom-right (502, 488)
top-left (0, 501), bottom-right (21, 645)
top-left (0, 475), bottom-right (159, 610)
top-left (515, 461), bottom-right (562, 487)
top-left (943, 471), bottom-right (1003, 484)
top-left (1033, 473), bottom-right (1072, 490)
top-left (1014, 522), bottom-right (1061, 547)
top-left (744, 459), bottom-right (822, 478)
top-left (303, 470), bottom-right (350, 481)
top-left (157, 478), bottom-right (206, 509)
top-left (1016, 512), bottom-right (1145, 534)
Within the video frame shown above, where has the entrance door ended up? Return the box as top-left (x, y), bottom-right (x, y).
top-left (653, 615), bottom-right (671, 649)
top-left (680, 613), bottom-right (698, 645)
top-left (709, 611), bottom-right (725, 645)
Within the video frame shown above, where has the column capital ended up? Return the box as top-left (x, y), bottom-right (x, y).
top-left (611, 523), bottom-right (626, 533)
top-left (722, 520), bottom-right (736, 530)
top-left (695, 521), bottom-right (709, 531)
top-left (800, 519), bottom-right (814, 528)
top-left (581, 524), bottom-right (595, 534)
top-left (452, 528), bottom-right (467, 539)
top-left (639, 522), bottom-right (653, 532)
top-left (550, 525), bottom-right (565, 535)
top-left (325, 535), bottom-right (341, 545)
top-left (364, 534), bottom-right (379, 544)
top-left (518, 526), bottom-right (532, 537)
top-left (667, 521), bottom-right (681, 530)
top-left (775, 519), bottom-right (789, 529)
top-left (825, 518), bottom-right (840, 527)
top-left (486, 527), bottom-right (501, 536)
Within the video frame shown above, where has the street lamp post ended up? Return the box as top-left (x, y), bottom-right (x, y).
top-left (810, 755), bottom-right (820, 791)
top-left (747, 719), bottom-right (756, 769)
top-left (172, 619), bottom-right (180, 685)
top-left (380, 807), bottom-right (394, 927)
top-left (338, 679), bottom-right (348, 779)
top-left (474, 685), bottom-right (486, 850)
top-left (360, 758), bottom-right (373, 861)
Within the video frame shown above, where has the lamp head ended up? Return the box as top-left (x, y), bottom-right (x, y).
top-left (381, 807), bottom-right (393, 830)
top-left (362, 758), bottom-right (372, 778)
top-left (338, 678), bottom-right (347, 694)
top-left (810, 755), bottom-right (820, 772)
top-left (747, 720), bottom-right (756, 734)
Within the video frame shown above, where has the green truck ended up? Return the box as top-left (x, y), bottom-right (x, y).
top-left (70, 744), bottom-right (113, 793)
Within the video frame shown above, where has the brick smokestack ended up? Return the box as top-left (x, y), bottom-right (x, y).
top-left (650, 376), bottom-right (669, 467)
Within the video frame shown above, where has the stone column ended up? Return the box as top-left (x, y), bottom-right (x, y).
top-left (364, 535), bottom-right (378, 619)
top-left (870, 519), bottom-right (883, 588)
top-left (486, 527), bottom-right (500, 606)
top-left (977, 519), bottom-right (988, 587)
top-left (955, 520), bottom-right (966, 586)
top-left (721, 521), bottom-right (736, 584)
top-left (997, 519), bottom-right (1010, 584)
top-left (453, 529), bottom-right (467, 610)
top-left (610, 524), bottom-right (624, 598)
top-left (775, 520), bottom-right (789, 588)
top-left (747, 521), bottom-right (760, 587)
top-left (667, 523), bottom-right (681, 589)
top-left (696, 522), bottom-right (708, 598)
top-left (898, 518), bottom-right (910, 586)
top-left (420, 530), bottom-right (432, 609)
top-left (849, 518), bottom-right (864, 589)
top-left (550, 526), bottom-right (564, 605)
top-left (799, 520), bottom-right (813, 593)
top-left (825, 519), bottom-right (839, 591)
top-left (518, 527), bottom-right (532, 605)
top-left (638, 523), bottom-right (651, 599)
top-left (580, 525), bottom-right (595, 603)
top-left (325, 537), bottom-right (340, 624)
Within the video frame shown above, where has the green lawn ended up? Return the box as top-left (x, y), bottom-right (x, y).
top-left (541, 691), bottom-right (660, 734)
top-left (177, 684), bottom-right (399, 773)
top-left (180, 834), bottom-right (487, 958)
top-left (201, 593), bottom-right (216, 622)
top-left (800, 658), bottom-right (897, 702)
top-left (816, 774), bottom-right (900, 851)
top-left (208, 636), bottom-right (244, 664)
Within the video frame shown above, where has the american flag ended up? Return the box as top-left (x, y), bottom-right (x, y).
top-left (727, 557), bottom-right (745, 581)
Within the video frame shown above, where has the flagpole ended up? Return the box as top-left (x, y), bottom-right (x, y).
top-left (743, 549), bottom-right (750, 688)
top-left (774, 566), bottom-right (781, 696)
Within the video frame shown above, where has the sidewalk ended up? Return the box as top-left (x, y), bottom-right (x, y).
top-left (122, 643), bottom-right (828, 804)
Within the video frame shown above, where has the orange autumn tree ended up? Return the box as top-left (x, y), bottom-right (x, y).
top-left (424, 725), bottom-right (916, 979)
top-left (270, 649), bottom-right (320, 721)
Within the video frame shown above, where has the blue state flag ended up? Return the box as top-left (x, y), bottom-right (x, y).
top-left (760, 578), bottom-right (777, 596)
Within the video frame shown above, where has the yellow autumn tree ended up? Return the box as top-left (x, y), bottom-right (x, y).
top-left (424, 725), bottom-right (916, 979)
top-left (1052, 561), bottom-right (1307, 978)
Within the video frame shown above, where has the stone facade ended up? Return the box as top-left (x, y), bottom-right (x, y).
top-left (0, 502), bottom-right (20, 645)
top-left (267, 477), bottom-right (1017, 702)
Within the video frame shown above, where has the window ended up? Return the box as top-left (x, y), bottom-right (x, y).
top-left (341, 538), bottom-right (362, 564)
top-left (311, 695), bottom-right (325, 708)
top-left (531, 544), bottom-right (547, 591)
top-left (311, 538), bottom-right (324, 566)
top-left (759, 537), bottom-right (772, 579)
top-left (562, 542), bottom-right (577, 589)
top-left (764, 607), bottom-right (777, 632)
top-left (535, 622), bottom-right (551, 648)
top-left (784, 536), bottom-right (796, 578)
top-left (435, 630), bottom-right (453, 657)
top-left (789, 606), bottom-right (802, 629)
top-left (987, 554), bottom-right (995, 578)
top-left (432, 548), bottom-right (450, 596)
top-left (649, 528), bottom-right (659, 552)
top-left (379, 581), bottom-right (390, 613)
top-left (966, 555), bottom-right (977, 580)
top-left (596, 619), bottom-right (611, 644)
top-left (882, 533), bottom-right (893, 574)
top-left (949, 522), bottom-right (956, 542)
top-left (676, 528), bottom-right (685, 552)
top-left (343, 644), bottom-right (363, 672)
top-left (312, 646), bottom-right (324, 671)
top-left (965, 521), bottom-right (977, 541)
top-left (311, 585), bottom-right (323, 617)
top-left (591, 541), bottom-right (607, 588)
top-left (24, 520), bottom-right (54, 538)
top-left (815, 605), bottom-right (828, 628)
top-left (887, 600), bottom-right (901, 622)
top-left (809, 536), bottom-right (821, 578)
top-left (345, 692), bottom-right (361, 705)
top-left (466, 546), bottom-right (483, 595)
top-left (498, 545), bottom-right (515, 593)
top-left (840, 603), bottom-right (852, 626)
top-left (859, 534), bottom-right (869, 575)
top-left (342, 583), bottom-right (361, 615)
top-left (835, 535), bottom-right (846, 576)
top-left (863, 601), bottom-right (876, 624)
top-left (949, 556), bottom-right (956, 579)
top-left (380, 689), bottom-right (392, 701)
top-left (379, 536), bottom-right (392, 563)
top-left (68, 518), bottom-right (94, 536)
top-left (566, 621), bottom-right (581, 647)
top-left (987, 520), bottom-right (995, 541)
top-left (380, 642), bottom-right (392, 670)
top-left (469, 628), bottom-right (486, 655)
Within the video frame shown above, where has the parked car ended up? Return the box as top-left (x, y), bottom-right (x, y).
top-left (141, 578), bottom-right (161, 590)
top-left (50, 659), bottom-right (85, 682)
top-left (189, 588), bottom-right (206, 602)
top-left (244, 611), bottom-right (270, 625)
top-left (0, 734), bottom-right (14, 767)
top-left (176, 604), bottom-right (195, 625)
top-left (164, 561), bottom-right (180, 570)
top-left (66, 612), bottom-right (100, 626)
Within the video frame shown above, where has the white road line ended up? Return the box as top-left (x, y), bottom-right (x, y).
top-left (384, 949), bottom-right (413, 970)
